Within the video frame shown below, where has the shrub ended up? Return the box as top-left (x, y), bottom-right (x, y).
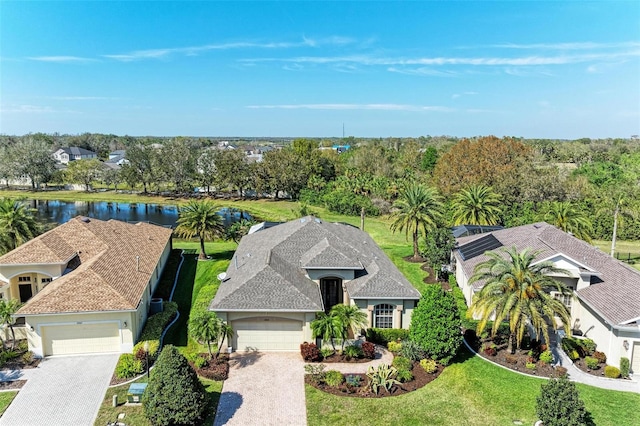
top-left (139, 302), bottom-right (179, 341)
top-left (537, 376), bottom-right (587, 426)
top-left (115, 353), bottom-right (144, 379)
top-left (400, 340), bottom-right (428, 362)
top-left (16, 340), bottom-right (28, 352)
top-left (419, 359), bottom-right (437, 373)
top-left (300, 342), bottom-right (321, 362)
top-left (392, 356), bottom-right (412, 371)
top-left (505, 354), bottom-right (518, 365)
top-left (604, 365), bottom-right (620, 378)
top-left (593, 351), bottom-right (607, 364)
top-left (409, 285), bottom-right (462, 365)
top-left (554, 366), bottom-right (568, 377)
top-left (319, 348), bottom-right (334, 359)
top-left (343, 344), bottom-right (363, 360)
top-left (324, 370), bottom-right (344, 388)
top-left (133, 340), bottom-right (161, 365)
top-left (322, 189), bottom-right (379, 216)
top-left (193, 355), bottom-right (208, 369)
top-left (387, 341), bottom-right (402, 353)
top-left (526, 362), bottom-right (537, 370)
top-left (396, 369), bottom-right (413, 383)
top-left (561, 337), bottom-right (586, 359)
top-left (21, 351), bottom-right (34, 364)
top-left (620, 357), bottom-right (630, 378)
top-left (539, 350), bottom-right (553, 365)
top-left (142, 345), bottom-right (207, 426)
top-left (366, 328), bottom-right (409, 345)
top-left (584, 356), bottom-right (599, 370)
top-left (582, 338), bottom-right (597, 355)
top-left (483, 343), bottom-right (497, 357)
top-left (361, 341), bottom-right (376, 359)
top-left (366, 364), bottom-right (400, 395)
top-left (345, 375), bottom-right (361, 387)
top-left (304, 363), bottom-right (326, 384)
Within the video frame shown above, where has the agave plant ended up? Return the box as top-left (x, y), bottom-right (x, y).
top-left (366, 364), bottom-right (400, 394)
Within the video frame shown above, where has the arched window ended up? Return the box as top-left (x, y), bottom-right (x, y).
top-left (374, 304), bottom-right (394, 329)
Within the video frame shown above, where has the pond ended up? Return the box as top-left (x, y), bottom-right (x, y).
top-left (27, 199), bottom-right (251, 228)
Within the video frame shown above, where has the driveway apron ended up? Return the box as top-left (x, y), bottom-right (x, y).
top-left (0, 354), bottom-right (119, 426)
top-left (215, 352), bottom-right (306, 426)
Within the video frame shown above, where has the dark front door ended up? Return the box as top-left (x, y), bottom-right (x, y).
top-left (320, 278), bottom-right (343, 312)
top-left (19, 284), bottom-right (33, 302)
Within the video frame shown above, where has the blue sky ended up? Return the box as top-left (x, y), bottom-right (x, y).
top-left (1, 1), bottom-right (639, 138)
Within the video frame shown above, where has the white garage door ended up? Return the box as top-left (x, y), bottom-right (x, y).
top-left (42, 323), bottom-right (120, 356)
top-left (233, 317), bottom-right (303, 351)
top-left (632, 342), bottom-right (640, 375)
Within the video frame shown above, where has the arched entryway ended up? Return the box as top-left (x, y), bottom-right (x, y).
top-left (320, 277), bottom-right (343, 312)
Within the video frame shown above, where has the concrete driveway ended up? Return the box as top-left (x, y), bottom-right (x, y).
top-left (0, 353), bottom-right (119, 426)
top-left (215, 352), bottom-right (306, 426)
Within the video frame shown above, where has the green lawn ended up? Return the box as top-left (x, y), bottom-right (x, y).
top-left (306, 347), bottom-right (640, 426)
top-left (0, 392), bottom-right (17, 416)
top-left (94, 376), bottom-right (222, 426)
top-left (593, 239), bottom-right (640, 271)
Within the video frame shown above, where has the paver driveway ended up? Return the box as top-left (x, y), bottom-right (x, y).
top-left (0, 353), bottom-right (119, 426)
top-left (215, 352), bottom-right (306, 426)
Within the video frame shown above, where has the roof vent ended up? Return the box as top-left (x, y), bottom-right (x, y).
top-left (217, 272), bottom-right (228, 282)
top-left (300, 218), bottom-right (306, 223)
top-left (314, 218), bottom-right (321, 223)
top-left (79, 216), bottom-right (90, 223)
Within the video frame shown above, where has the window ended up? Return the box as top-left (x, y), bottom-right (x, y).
top-left (374, 304), bottom-right (394, 329)
top-left (553, 292), bottom-right (572, 308)
top-left (41, 278), bottom-right (52, 284)
top-left (18, 276), bottom-right (31, 282)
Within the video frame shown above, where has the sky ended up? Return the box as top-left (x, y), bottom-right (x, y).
top-left (1, 1), bottom-right (639, 138)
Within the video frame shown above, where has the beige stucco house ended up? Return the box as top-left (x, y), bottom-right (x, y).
top-left (453, 222), bottom-right (640, 374)
top-left (210, 217), bottom-right (420, 352)
top-left (0, 216), bottom-right (173, 357)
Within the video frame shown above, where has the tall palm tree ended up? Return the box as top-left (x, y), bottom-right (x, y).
top-left (543, 201), bottom-right (593, 242)
top-left (174, 200), bottom-right (225, 259)
top-left (310, 312), bottom-right (342, 353)
top-left (451, 184), bottom-right (502, 226)
top-left (469, 247), bottom-right (572, 353)
top-left (0, 299), bottom-right (22, 350)
top-left (330, 304), bottom-right (368, 351)
top-left (390, 183), bottom-right (444, 260)
top-left (0, 198), bottom-right (42, 254)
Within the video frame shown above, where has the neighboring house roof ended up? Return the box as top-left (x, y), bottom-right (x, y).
top-left (56, 147), bottom-right (97, 157)
top-left (0, 217), bottom-right (173, 315)
top-left (210, 217), bottom-right (419, 312)
top-left (452, 224), bottom-right (504, 238)
top-left (454, 222), bottom-right (640, 327)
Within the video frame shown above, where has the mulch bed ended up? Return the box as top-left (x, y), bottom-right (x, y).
top-left (317, 353), bottom-right (374, 364)
top-left (0, 380), bottom-right (26, 390)
top-left (306, 361), bottom-right (444, 398)
top-left (1, 359), bottom-right (40, 371)
top-left (191, 354), bottom-right (230, 381)
top-left (477, 348), bottom-right (558, 378)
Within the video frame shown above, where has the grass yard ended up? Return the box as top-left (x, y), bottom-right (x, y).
top-left (93, 376), bottom-right (222, 426)
top-left (593, 239), bottom-right (640, 271)
top-left (0, 392), bottom-right (17, 416)
top-left (306, 347), bottom-right (640, 426)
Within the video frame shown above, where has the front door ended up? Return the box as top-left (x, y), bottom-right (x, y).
top-left (19, 284), bottom-right (33, 303)
top-left (320, 278), bottom-right (343, 312)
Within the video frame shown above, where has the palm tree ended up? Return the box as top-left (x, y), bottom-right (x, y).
top-left (330, 304), bottom-right (368, 351)
top-left (543, 201), bottom-right (592, 242)
top-left (451, 184), bottom-right (502, 226)
top-left (469, 247), bottom-right (572, 354)
top-left (0, 299), bottom-right (22, 350)
top-left (0, 198), bottom-right (42, 254)
top-left (310, 312), bottom-right (342, 353)
top-left (390, 183), bottom-right (444, 260)
top-left (174, 200), bottom-right (225, 259)
top-left (188, 310), bottom-right (221, 358)
top-left (216, 322), bottom-right (234, 357)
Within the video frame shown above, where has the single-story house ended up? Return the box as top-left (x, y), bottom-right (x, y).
top-left (453, 222), bottom-right (640, 373)
top-left (210, 216), bottom-right (420, 351)
top-left (0, 216), bottom-right (173, 357)
top-left (52, 147), bottom-right (98, 164)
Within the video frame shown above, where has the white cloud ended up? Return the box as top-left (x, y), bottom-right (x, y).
top-left (452, 91), bottom-right (479, 99)
top-left (48, 96), bottom-right (119, 101)
top-left (27, 56), bottom-right (94, 63)
top-left (246, 103), bottom-right (453, 112)
top-left (0, 104), bottom-right (80, 113)
top-left (489, 41), bottom-right (640, 50)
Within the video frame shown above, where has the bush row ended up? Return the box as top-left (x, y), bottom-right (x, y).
top-left (365, 328), bottom-right (410, 344)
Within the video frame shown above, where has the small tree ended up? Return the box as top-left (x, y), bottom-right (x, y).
top-left (142, 345), bottom-right (208, 426)
top-left (536, 376), bottom-right (588, 426)
top-left (330, 304), bottom-right (368, 351)
top-left (310, 312), bottom-right (342, 353)
top-left (0, 299), bottom-right (22, 350)
top-left (188, 310), bottom-right (221, 358)
top-left (409, 284), bottom-right (462, 364)
top-left (420, 227), bottom-right (456, 279)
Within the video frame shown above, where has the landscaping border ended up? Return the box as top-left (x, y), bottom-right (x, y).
top-left (462, 338), bottom-right (548, 381)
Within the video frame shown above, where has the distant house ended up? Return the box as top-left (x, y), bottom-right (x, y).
top-left (453, 222), bottom-right (640, 372)
top-left (0, 217), bottom-right (173, 357)
top-left (105, 150), bottom-right (129, 168)
top-left (210, 217), bottom-right (420, 351)
top-left (52, 147), bottom-right (97, 164)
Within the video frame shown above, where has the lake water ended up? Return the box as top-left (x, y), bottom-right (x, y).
top-left (27, 200), bottom-right (250, 228)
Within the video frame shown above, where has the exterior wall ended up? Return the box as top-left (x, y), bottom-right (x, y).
top-left (24, 311), bottom-right (135, 357)
top-left (454, 258), bottom-right (474, 306)
top-left (353, 299), bottom-right (413, 329)
top-left (0, 264), bottom-right (65, 301)
top-left (216, 311), bottom-right (314, 347)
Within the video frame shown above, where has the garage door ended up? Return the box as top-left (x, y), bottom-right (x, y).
top-left (632, 342), bottom-right (640, 375)
top-left (42, 323), bottom-right (120, 356)
top-left (233, 317), bottom-right (303, 351)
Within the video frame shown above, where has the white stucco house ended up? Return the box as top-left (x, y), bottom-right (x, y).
top-left (210, 217), bottom-right (421, 351)
top-left (453, 222), bottom-right (640, 373)
top-left (52, 147), bottom-right (97, 164)
top-left (0, 216), bottom-right (173, 357)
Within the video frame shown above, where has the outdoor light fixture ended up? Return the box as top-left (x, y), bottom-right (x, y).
top-left (144, 341), bottom-right (150, 378)
top-left (623, 340), bottom-right (629, 351)
top-left (123, 321), bottom-right (127, 328)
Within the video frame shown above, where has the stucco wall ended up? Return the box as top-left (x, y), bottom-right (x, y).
top-left (306, 269), bottom-right (355, 281)
top-left (353, 298), bottom-right (414, 329)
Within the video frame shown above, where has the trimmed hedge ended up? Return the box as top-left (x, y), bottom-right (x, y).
top-left (139, 302), bottom-right (179, 342)
top-left (620, 357), bottom-right (630, 378)
top-left (604, 365), bottom-right (620, 378)
top-left (366, 328), bottom-right (409, 344)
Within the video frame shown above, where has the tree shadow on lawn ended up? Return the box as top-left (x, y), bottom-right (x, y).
top-left (163, 253), bottom-right (198, 347)
top-left (206, 249), bottom-right (236, 261)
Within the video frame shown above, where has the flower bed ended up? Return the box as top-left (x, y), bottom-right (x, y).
top-left (0, 340), bottom-right (40, 370)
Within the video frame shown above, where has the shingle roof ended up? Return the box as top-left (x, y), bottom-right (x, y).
top-left (454, 222), bottom-right (640, 326)
top-left (6, 217), bottom-right (173, 315)
top-left (60, 146), bottom-right (96, 156)
top-left (210, 217), bottom-right (419, 312)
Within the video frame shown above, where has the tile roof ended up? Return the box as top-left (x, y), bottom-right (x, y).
top-left (454, 222), bottom-right (640, 326)
top-left (210, 217), bottom-right (419, 312)
top-left (5, 217), bottom-right (173, 315)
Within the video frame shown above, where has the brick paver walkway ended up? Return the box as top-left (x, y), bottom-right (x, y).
top-left (0, 354), bottom-right (119, 426)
